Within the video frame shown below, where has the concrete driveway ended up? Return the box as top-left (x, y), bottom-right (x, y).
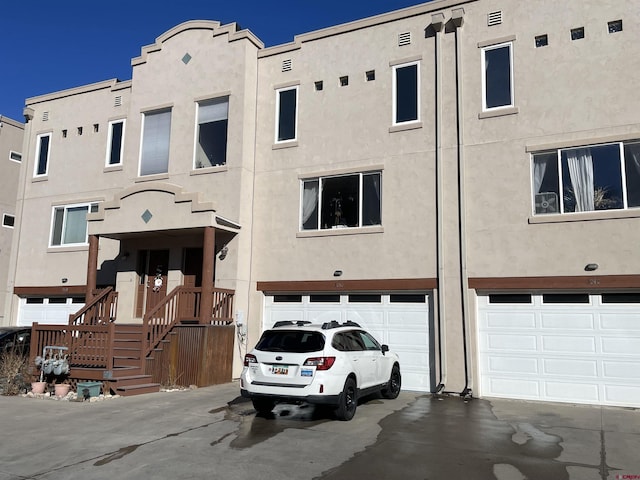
top-left (0, 382), bottom-right (638, 479)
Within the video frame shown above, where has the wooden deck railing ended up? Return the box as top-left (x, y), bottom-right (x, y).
top-left (142, 286), bottom-right (235, 359)
top-left (68, 287), bottom-right (118, 326)
top-left (30, 323), bottom-right (115, 369)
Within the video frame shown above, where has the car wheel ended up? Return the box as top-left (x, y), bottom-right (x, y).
top-left (335, 377), bottom-right (357, 421)
top-left (252, 398), bottom-right (275, 415)
top-left (381, 364), bottom-right (401, 399)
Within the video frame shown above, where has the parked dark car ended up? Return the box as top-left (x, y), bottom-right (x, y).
top-left (0, 327), bottom-right (32, 356)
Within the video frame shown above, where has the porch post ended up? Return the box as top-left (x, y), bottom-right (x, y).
top-left (86, 234), bottom-right (99, 302)
top-left (200, 226), bottom-right (215, 324)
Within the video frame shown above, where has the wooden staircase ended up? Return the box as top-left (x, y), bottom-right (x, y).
top-left (109, 324), bottom-right (160, 397)
top-left (30, 285), bottom-right (235, 397)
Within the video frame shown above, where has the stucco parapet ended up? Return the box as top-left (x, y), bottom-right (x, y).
top-left (132, 20), bottom-right (263, 67)
top-left (258, 0), bottom-right (476, 58)
top-left (25, 79), bottom-right (124, 109)
top-left (0, 115), bottom-right (24, 129)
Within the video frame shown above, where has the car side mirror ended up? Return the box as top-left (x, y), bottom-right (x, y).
top-left (381, 344), bottom-right (389, 355)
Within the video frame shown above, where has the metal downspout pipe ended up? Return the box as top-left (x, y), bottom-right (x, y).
top-left (430, 12), bottom-right (446, 394)
top-left (451, 8), bottom-right (473, 399)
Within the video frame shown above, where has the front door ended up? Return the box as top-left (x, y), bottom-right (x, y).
top-left (135, 249), bottom-right (170, 317)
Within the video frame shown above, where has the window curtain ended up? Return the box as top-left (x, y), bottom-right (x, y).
top-left (302, 180), bottom-right (319, 229)
top-left (533, 156), bottom-right (548, 194)
top-left (140, 110), bottom-right (171, 176)
top-left (566, 148), bottom-right (594, 211)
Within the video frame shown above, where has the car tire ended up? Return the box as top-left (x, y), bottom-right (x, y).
top-left (381, 364), bottom-right (401, 399)
top-left (252, 398), bottom-right (275, 415)
top-left (335, 377), bottom-right (357, 421)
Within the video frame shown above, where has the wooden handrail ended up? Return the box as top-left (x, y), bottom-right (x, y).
top-left (68, 286), bottom-right (118, 326)
top-left (142, 286), bottom-right (235, 360)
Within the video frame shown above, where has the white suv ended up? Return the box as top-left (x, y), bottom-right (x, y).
top-left (240, 320), bottom-right (401, 421)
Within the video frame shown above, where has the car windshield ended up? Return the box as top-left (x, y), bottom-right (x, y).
top-left (255, 330), bottom-right (325, 353)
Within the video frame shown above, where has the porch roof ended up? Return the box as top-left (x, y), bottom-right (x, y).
top-left (87, 182), bottom-right (241, 240)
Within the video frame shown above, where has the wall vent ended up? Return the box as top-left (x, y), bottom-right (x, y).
top-left (398, 32), bottom-right (412, 46)
top-left (487, 11), bottom-right (502, 26)
top-left (42, 111), bottom-right (49, 121)
top-left (282, 59), bottom-right (292, 72)
top-left (114, 96), bottom-right (122, 107)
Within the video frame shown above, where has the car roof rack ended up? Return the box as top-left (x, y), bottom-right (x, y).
top-left (321, 320), bottom-right (361, 330)
top-left (272, 320), bottom-right (312, 328)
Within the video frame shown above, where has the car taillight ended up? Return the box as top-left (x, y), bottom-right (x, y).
top-left (244, 354), bottom-right (257, 366)
top-left (303, 357), bottom-right (336, 370)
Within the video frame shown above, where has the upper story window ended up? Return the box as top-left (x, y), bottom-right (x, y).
top-left (9, 151), bottom-right (22, 163)
top-left (301, 171), bottom-right (381, 231)
top-left (106, 120), bottom-right (125, 166)
top-left (195, 97), bottom-right (228, 168)
top-left (532, 140), bottom-right (640, 215)
top-left (34, 133), bottom-right (51, 177)
top-left (482, 42), bottom-right (513, 110)
top-left (275, 86), bottom-right (297, 143)
top-left (50, 202), bottom-right (99, 247)
top-left (140, 109), bottom-right (171, 176)
top-left (393, 62), bottom-right (420, 124)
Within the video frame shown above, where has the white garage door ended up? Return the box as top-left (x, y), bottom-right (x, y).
top-left (17, 297), bottom-right (85, 326)
top-left (263, 293), bottom-right (432, 392)
top-left (477, 293), bottom-right (640, 407)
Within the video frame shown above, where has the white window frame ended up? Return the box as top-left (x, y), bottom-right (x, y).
top-left (2, 213), bottom-right (15, 228)
top-left (105, 119), bottom-right (126, 166)
top-left (34, 133), bottom-right (52, 177)
top-left (392, 61), bottom-right (421, 125)
top-left (530, 140), bottom-right (640, 216)
top-left (49, 202), bottom-right (98, 247)
top-left (9, 150), bottom-right (22, 163)
top-left (193, 96), bottom-right (229, 169)
top-left (481, 42), bottom-right (514, 111)
top-left (138, 109), bottom-right (172, 177)
top-left (275, 86), bottom-right (298, 143)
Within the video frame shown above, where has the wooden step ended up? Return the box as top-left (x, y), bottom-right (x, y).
top-left (115, 383), bottom-right (161, 397)
top-left (109, 374), bottom-right (154, 387)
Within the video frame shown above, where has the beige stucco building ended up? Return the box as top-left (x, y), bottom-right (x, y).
top-left (5, 0), bottom-right (640, 407)
top-left (0, 115), bottom-right (23, 323)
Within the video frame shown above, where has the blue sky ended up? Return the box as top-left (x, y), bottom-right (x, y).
top-left (0, 0), bottom-right (429, 122)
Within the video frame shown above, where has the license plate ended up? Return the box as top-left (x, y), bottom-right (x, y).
top-left (271, 365), bottom-right (289, 375)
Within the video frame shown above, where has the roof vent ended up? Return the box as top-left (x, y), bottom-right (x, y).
top-left (42, 111), bottom-right (49, 121)
top-left (398, 31), bottom-right (411, 46)
top-left (282, 59), bottom-right (292, 72)
top-left (114, 96), bottom-right (122, 107)
top-left (488, 11), bottom-right (502, 26)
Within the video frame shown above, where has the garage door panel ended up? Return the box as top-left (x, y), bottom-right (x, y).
top-left (344, 310), bottom-right (384, 326)
top-left (545, 381), bottom-right (600, 402)
top-left (542, 358), bottom-right (598, 377)
top-left (486, 377), bottom-right (540, 397)
top-left (605, 385), bottom-right (640, 405)
top-left (541, 314), bottom-right (595, 330)
top-left (603, 361), bottom-right (640, 379)
top-left (601, 337), bottom-right (640, 354)
top-left (486, 334), bottom-right (537, 351)
top-left (542, 336), bottom-right (596, 353)
top-left (388, 310), bottom-right (431, 327)
top-left (488, 356), bottom-right (538, 375)
top-left (484, 312), bottom-right (536, 329)
top-left (308, 310), bottom-right (346, 323)
top-left (600, 313), bottom-right (640, 330)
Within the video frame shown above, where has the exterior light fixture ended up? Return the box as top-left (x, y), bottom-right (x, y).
top-left (333, 270), bottom-right (343, 277)
top-left (61, 278), bottom-right (68, 283)
top-left (584, 263), bottom-right (599, 272)
top-left (219, 244), bottom-right (229, 260)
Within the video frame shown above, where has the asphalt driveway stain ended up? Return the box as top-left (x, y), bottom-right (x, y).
top-left (220, 398), bottom-right (332, 449)
top-left (316, 395), bottom-right (613, 480)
